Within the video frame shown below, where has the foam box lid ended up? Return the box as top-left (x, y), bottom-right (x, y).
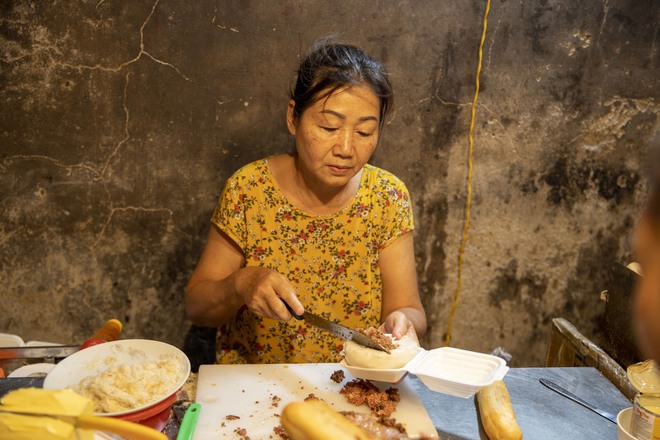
top-left (408, 346), bottom-right (509, 398)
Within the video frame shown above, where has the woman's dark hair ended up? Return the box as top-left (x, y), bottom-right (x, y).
top-left (289, 36), bottom-right (393, 129)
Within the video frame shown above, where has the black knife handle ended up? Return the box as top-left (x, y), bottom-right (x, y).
top-left (281, 298), bottom-right (304, 320)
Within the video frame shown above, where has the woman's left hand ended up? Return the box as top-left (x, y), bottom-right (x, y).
top-left (379, 310), bottom-right (419, 344)
top-left (378, 232), bottom-right (427, 340)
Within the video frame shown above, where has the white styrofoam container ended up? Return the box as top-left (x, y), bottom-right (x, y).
top-left (0, 333), bottom-right (64, 347)
top-left (341, 346), bottom-right (509, 398)
top-left (0, 333), bottom-right (25, 347)
top-left (339, 350), bottom-right (421, 384)
top-left (25, 340), bottom-right (64, 346)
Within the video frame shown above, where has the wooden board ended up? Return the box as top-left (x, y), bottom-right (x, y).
top-left (194, 363), bottom-right (438, 439)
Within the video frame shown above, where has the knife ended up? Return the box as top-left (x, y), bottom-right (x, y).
top-left (539, 378), bottom-right (617, 423)
top-left (281, 300), bottom-right (390, 353)
top-left (0, 345), bottom-right (80, 360)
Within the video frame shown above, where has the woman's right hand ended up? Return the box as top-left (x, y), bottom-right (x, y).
top-left (234, 266), bottom-right (304, 321)
top-left (186, 226), bottom-right (304, 327)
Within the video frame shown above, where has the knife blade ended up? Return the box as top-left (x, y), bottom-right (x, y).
top-left (0, 345), bottom-right (80, 360)
top-left (281, 300), bottom-right (390, 353)
top-left (539, 378), bottom-right (617, 423)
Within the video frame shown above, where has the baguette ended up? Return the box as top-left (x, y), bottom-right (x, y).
top-left (281, 399), bottom-right (376, 440)
top-left (476, 380), bottom-right (523, 440)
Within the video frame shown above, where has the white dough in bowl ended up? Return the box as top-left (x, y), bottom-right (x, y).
top-left (343, 334), bottom-right (420, 369)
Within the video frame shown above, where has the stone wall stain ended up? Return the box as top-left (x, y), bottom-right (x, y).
top-left (488, 259), bottom-right (549, 308)
top-left (540, 158), bottom-right (639, 209)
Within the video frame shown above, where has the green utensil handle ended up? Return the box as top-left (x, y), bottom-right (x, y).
top-left (176, 403), bottom-right (201, 440)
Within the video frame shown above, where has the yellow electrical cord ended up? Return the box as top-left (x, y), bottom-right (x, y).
top-left (445, 0), bottom-right (491, 346)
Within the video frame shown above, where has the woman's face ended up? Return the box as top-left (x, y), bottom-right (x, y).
top-left (286, 85), bottom-right (381, 190)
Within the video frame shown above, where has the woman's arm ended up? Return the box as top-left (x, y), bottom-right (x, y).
top-left (378, 231), bottom-right (427, 340)
top-left (185, 226), bottom-right (303, 327)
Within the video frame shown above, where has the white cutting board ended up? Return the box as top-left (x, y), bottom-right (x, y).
top-left (194, 363), bottom-right (438, 439)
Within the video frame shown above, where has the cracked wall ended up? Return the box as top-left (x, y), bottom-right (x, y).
top-left (1, 0), bottom-right (659, 366)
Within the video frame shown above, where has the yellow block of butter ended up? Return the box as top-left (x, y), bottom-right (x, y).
top-left (0, 412), bottom-right (87, 440)
top-left (0, 388), bottom-right (94, 440)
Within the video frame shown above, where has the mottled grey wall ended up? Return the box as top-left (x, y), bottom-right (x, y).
top-left (1, 1), bottom-right (658, 367)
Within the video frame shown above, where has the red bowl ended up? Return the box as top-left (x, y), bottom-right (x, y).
top-left (113, 392), bottom-right (177, 431)
top-left (42, 339), bottom-right (190, 433)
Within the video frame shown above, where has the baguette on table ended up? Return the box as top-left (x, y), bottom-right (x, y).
top-left (281, 399), bottom-right (376, 440)
top-left (476, 380), bottom-right (523, 440)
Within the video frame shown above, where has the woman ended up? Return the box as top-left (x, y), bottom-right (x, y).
top-left (185, 37), bottom-right (427, 364)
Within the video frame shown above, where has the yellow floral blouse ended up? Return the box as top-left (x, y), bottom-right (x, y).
top-left (211, 158), bottom-right (414, 364)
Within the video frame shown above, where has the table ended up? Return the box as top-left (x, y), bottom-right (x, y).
top-left (412, 367), bottom-right (631, 439)
top-left (0, 367), bottom-right (631, 439)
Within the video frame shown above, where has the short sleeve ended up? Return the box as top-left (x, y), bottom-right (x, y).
top-left (382, 179), bottom-right (414, 249)
top-left (210, 167), bottom-right (257, 251)
top-left (366, 167), bottom-right (415, 250)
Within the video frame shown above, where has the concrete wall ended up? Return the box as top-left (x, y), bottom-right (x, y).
top-left (1, 0), bottom-right (658, 367)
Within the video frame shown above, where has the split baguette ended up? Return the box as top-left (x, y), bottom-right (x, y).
top-left (476, 380), bottom-right (523, 440)
top-left (281, 399), bottom-right (376, 440)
